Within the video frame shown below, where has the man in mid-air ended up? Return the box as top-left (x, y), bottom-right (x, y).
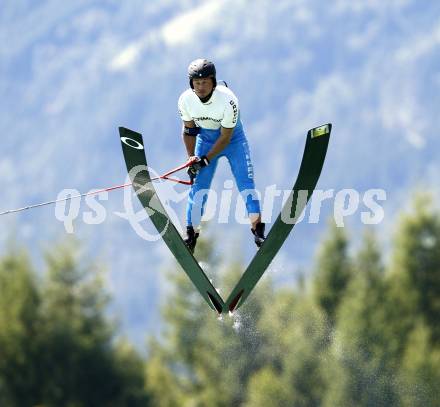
top-left (178, 58), bottom-right (265, 253)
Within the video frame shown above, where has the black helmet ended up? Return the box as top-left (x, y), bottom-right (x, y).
top-left (188, 59), bottom-right (216, 89)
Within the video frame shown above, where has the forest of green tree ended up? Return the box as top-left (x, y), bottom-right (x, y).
top-left (1, 195), bottom-right (439, 406)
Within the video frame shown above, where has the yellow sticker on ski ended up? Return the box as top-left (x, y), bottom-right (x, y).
top-left (311, 124), bottom-right (330, 139)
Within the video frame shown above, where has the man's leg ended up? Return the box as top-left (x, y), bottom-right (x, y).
top-left (185, 141), bottom-right (218, 251)
top-left (186, 162), bottom-right (218, 227)
top-left (226, 140), bottom-right (265, 246)
top-left (226, 140), bottom-right (261, 219)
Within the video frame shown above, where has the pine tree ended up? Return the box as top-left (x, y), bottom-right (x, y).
top-left (324, 231), bottom-right (399, 406)
top-left (312, 221), bottom-right (352, 326)
top-left (38, 240), bottom-right (116, 405)
top-left (389, 194), bottom-right (440, 344)
top-left (398, 320), bottom-right (440, 406)
top-left (0, 239), bottom-right (152, 406)
top-left (0, 249), bottom-right (42, 406)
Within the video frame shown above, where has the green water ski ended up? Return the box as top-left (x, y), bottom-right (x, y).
top-left (225, 124), bottom-right (331, 313)
top-left (119, 127), bottom-right (225, 313)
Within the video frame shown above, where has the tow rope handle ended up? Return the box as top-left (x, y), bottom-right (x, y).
top-left (150, 158), bottom-right (195, 185)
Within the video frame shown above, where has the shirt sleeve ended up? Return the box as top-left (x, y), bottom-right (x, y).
top-left (221, 94), bottom-right (239, 128)
top-left (178, 93), bottom-right (192, 121)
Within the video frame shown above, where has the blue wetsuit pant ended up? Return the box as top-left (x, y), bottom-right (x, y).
top-left (186, 137), bottom-right (261, 227)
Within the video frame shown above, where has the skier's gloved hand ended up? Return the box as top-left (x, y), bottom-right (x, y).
top-left (187, 166), bottom-right (198, 182)
top-left (191, 155), bottom-right (209, 170)
top-left (187, 155), bottom-right (209, 181)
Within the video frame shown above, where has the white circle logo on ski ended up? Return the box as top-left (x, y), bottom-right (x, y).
top-left (121, 137), bottom-right (144, 150)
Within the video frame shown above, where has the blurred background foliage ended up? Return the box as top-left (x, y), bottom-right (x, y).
top-left (1, 193), bottom-right (439, 406)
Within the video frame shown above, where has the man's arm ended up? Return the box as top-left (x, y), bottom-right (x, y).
top-left (205, 126), bottom-right (234, 161)
top-left (182, 120), bottom-right (197, 158)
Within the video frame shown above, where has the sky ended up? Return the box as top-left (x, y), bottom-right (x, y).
top-left (1, 0), bottom-right (439, 347)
